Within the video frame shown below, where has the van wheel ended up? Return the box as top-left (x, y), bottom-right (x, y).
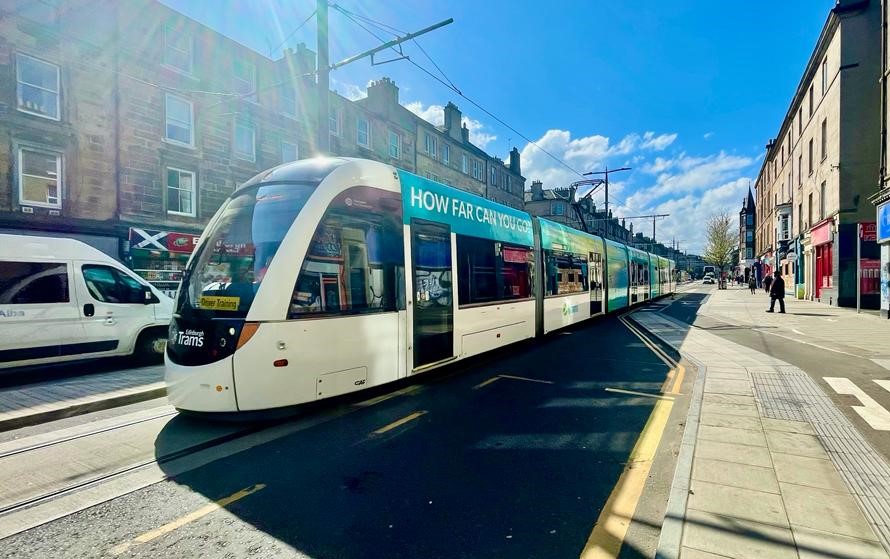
top-left (135, 330), bottom-right (167, 363)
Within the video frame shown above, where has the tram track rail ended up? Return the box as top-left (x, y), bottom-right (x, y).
top-left (0, 409), bottom-right (179, 461)
top-left (0, 420), bottom-right (265, 519)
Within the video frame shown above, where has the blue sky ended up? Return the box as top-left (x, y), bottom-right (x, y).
top-left (161, 0), bottom-right (836, 252)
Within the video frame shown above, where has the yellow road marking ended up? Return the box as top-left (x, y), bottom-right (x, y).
top-left (668, 364), bottom-right (686, 395)
top-left (372, 410), bottom-right (427, 435)
top-left (473, 376), bottom-right (502, 390)
top-left (474, 374), bottom-right (555, 390)
top-left (604, 387), bottom-right (675, 401)
top-left (619, 314), bottom-right (676, 369)
top-left (353, 384), bottom-right (423, 407)
top-left (498, 374), bottom-right (555, 384)
top-left (580, 399), bottom-right (674, 558)
top-left (110, 484), bottom-right (266, 556)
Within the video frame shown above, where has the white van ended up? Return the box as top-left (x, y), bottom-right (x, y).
top-left (0, 234), bottom-right (173, 369)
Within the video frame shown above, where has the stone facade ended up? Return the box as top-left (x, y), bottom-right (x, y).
top-left (872, 0), bottom-right (890, 318)
top-left (754, 0), bottom-right (881, 308)
top-left (1, 0), bottom-right (528, 281)
top-left (524, 181), bottom-right (633, 244)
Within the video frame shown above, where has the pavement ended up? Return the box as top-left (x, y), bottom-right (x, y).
top-left (632, 284), bottom-right (890, 559)
top-left (0, 363), bottom-right (165, 432)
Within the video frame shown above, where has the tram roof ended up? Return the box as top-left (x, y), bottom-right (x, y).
top-left (237, 157), bottom-right (353, 192)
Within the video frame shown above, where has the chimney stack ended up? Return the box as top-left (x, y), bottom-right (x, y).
top-left (367, 77), bottom-right (399, 113)
top-left (461, 123), bottom-right (470, 143)
top-left (509, 147), bottom-right (521, 176)
top-left (444, 102), bottom-right (463, 142)
top-left (531, 180), bottom-right (544, 201)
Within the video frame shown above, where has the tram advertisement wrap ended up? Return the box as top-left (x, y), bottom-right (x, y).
top-left (398, 170), bottom-right (534, 246)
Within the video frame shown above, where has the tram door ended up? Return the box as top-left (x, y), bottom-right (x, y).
top-left (410, 220), bottom-right (454, 368)
top-left (589, 251), bottom-right (603, 314)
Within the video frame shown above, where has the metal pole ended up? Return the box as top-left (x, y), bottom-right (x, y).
top-left (316, 0), bottom-right (329, 155)
top-left (857, 223), bottom-right (862, 313)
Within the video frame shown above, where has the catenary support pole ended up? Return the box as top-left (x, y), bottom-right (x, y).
top-left (316, 0), bottom-right (329, 154)
top-left (857, 223), bottom-right (862, 313)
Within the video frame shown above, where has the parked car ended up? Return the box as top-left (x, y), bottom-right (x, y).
top-left (0, 234), bottom-right (173, 369)
top-left (703, 274), bottom-right (715, 285)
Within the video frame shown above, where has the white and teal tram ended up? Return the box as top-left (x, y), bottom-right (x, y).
top-left (165, 158), bottom-right (675, 413)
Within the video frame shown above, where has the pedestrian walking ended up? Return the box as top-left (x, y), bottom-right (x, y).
top-left (748, 276), bottom-right (756, 294)
top-left (766, 270), bottom-right (786, 313)
top-left (763, 274), bottom-right (773, 294)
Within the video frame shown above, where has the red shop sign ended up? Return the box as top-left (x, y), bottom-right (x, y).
top-left (166, 232), bottom-right (201, 253)
top-left (811, 220), bottom-right (833, 246)
top-left (860, 222), bottom-right (877, 242)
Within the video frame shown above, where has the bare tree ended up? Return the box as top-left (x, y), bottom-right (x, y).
top-left (703, 212), bottom-right (738, 273)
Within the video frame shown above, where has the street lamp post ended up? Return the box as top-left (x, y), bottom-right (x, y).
top-left (583, 167), bottom-right (631, 238)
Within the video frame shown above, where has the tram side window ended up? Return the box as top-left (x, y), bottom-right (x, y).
top-left (457, 235), bottom-right (533, 306)
top-left (289, 190), bottom-right (403, 317)
top-left (544, 250), bottom-right (588, 296)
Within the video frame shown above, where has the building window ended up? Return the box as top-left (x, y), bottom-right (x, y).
top-left (798, 108), bottom-right (802, 135)
top-left (356, 117), bottom-right (370, 148)
top-left (16, 53), bottom-right (60, 120)
top-left (164, 94), bottom-right (194, 147)
top-left (424, 133), bottom-right (438, 158)
top-left (166, 167), bottom-right (196, 216)
top-left (443, 144), bottom-right (450, 165)
top-left (472, 160), bottom-right (482, 180)
top-left (808, 193), bottom-right (813, 227)
top-left (798, 203), bottom-right (802, 233)
top-left (746, 230), bottom-right (753, 242)
top-left (163, 25), bottom-right (193, 74)
top-left (821, 119), bottom-right (827, 161)
top-left (490, 166), bottom-right (496, 185)
top-left (798, 155), bottom-right (802, 186)
top-left (461, 154), bottom-right (468, 174)
top-left (746, 248), bottom-right (753, 259)
top-left (552, 202), bottom-right (566, 216)
top-left (808, 85), bottom-right (813, 117)
top-left (233, 119), bottom-right (256, 162)
top-left (18, 147), bottom-right (62, 208)
top-left (281, 140), bottom-right (298, 163)
top-left (329, 108), bottom-right (341, 137)
top-left (808, 139), bottom-right (813, 175)
top-left (388, 131), bottom-right (401, 159)
top-left (233, 58), bottom-right (257, 102)
top-left (822, 58), bottom-right (828, 95)
top-left (819, 181), bottom-right (826, 220)
top-left (280, 85), bottom-right (297, 118)
top-left (746, 214), bottom-right (753, 226)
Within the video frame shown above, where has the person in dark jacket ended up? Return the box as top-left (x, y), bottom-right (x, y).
top-left (766, 270), bottom-right (785, 313)
top-left (763, 274), bottom-right (773, 294)
top-left (748, 275), bottom-right (756, 294)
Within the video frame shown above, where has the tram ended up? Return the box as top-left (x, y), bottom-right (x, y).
top-left (165, 158), bottom-right (675, 413)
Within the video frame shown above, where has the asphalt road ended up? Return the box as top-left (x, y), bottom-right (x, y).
top-left (662, 286), bottom-right (890, 464)
top-left (0, 312), bottom-right (688, 559)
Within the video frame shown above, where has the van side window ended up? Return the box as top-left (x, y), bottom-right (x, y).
top-left (0, 262), bottom-right (69, 304)
top-left (83, 265), bottom-right (147, 304)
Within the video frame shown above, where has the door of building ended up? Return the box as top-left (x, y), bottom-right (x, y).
top-left (411, 220), bottom-right (453, 368)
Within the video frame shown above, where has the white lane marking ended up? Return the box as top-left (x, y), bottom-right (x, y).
top-left (754, 329), bottom-right (864, 359)
top-left (604, 387), bottom-right (675, 401)
top-left (874, 379), bottom-right (890, 393)
top-left (791, 329), bottom-right (806, 336)
top-left (824, 377), bottom-right (890, 431)
top-left (872, 360), bottom-right (890, 372)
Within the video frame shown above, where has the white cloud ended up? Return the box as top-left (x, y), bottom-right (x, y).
top-left (404, 101), bottom-right (497, 149)
top-left (330, 77), bottom-right (367, 101)
top-left (703, 132), bottom-right (714, 140)
top-left (520, 127), bottom-right (754, 254)
top-left (640, 131), bottom-right (678, 151)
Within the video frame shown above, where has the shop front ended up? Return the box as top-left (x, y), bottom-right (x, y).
top-left (878, 201), bottom-right (890, 318)
top-left (127, 228), bottom-right (201, 298)
top-left (811, 219), bottom-right (834, 303)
